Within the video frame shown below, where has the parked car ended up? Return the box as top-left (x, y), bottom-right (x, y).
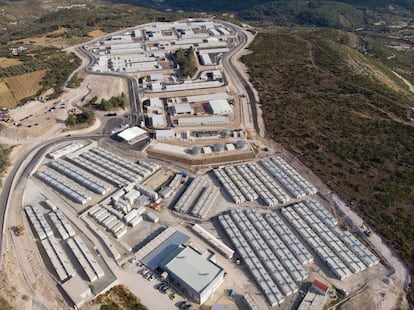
top-left (142, 268), bottom-right (149, 276)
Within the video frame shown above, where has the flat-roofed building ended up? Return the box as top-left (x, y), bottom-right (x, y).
top-left (151, 114), bottom-right (164, 128)
top-left (160, 246), bottom-right (225, 304)
top-left (60, 275), bottom-right (92, 309)
top-left (156, 129), bottom-right (175, 140)
top-left (149, 97), bottom-right (164, 108)
top-left (297, 279), bottom-right (329, 310)
top-left (172, 103), bottom-right (194, 116)
top-left (208, 99), bottom-right (232, 116)
top-left (117, 126), bottom-right (147, 144)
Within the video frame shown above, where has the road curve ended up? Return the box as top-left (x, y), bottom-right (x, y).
top-left (75, 46), bottom-right (143, 126)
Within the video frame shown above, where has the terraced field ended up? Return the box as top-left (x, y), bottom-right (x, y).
top-left (0, 70), bottom-right (46, 107)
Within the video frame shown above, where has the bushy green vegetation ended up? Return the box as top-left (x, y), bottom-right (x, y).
top-left (39, 52), bottom-right (81, 100)
top-left (99, 95), bottom-right (126, 111)
top-left (95, 285), bottom-right (148, 310)
top-left (87, 94), bottom-right (126, 111)
top-left (242, 29), bottom-right (414, 302)
top-left (240, 1), bottom-right (364, 28)
top-left (66, 110), bottom-right (95, 127)
top-left (110, 0), bottom-right (414, 14)
top-left (174, 47), bottom-right (197, 78)
top-left (115, 0), bottom-right (270, 12)
top-left (0, 144), bottom-right (10, 178)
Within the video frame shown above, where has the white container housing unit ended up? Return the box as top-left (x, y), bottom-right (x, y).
top-left (36, 171), bottom-right (91, 205)
top-left (218, 213), bottom-right (284, 306)
top-left (24, 205), bottom-right (54, 240)
top-left (67, 235), bottom-right (105, 282)
top-left (48, 160), bottom-right (110, 195)
top-left (41, 237), bottom-right (75, 282)
top-left (48, 142), bottom-right (85, 160)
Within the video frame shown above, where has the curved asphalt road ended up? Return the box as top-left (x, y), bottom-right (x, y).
top-left (221, 22), bottom-right (260, 134)
top-left (76, 46), bottom-right (143, 126)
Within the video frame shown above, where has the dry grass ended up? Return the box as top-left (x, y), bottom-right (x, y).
top-left (0, 82), bottom-right (16, 108)
top-left (88, 29), bottom-right (107, 38)
top-left (0, 57), bottom-right (22, 68)
top-left (13, 27), bottom-right (88, 48)
top-left (0, 70), bottom-right (46, 107)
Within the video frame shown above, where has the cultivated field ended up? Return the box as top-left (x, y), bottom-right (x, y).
top-left (0, 70), bottom-right (46, 107)
top-left (0, 58), bottom-right (22, 68)
top-left (0, 82), bottom-right (16, 108)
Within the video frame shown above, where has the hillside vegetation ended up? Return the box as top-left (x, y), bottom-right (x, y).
top-left (111, 0), bottom-right (414, 14)
top-left (239, 0), bottom-right (414, 28)
top-left (242, 28), bottom-right (414, 302)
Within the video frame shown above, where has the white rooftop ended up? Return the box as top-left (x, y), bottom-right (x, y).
top-left (150, 73), bottom-right (164, 81)
top-left (60, 275), bottom-right (92, 308)
top-left (156, 129), bottom-right (175, 139)
top-left (162, 246), bottom-right (224, 294)
top-left (209, 99), bottom-right (232, 115)
top-left (149, 97), bottom-right (163, 108)
top-left (173, 103), bottom-right (194, 114)
top-left (118, 126), bottom-right (147, 141)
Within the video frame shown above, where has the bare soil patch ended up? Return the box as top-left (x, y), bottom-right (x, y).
top-left (0, 57), bottom-right (22, 68)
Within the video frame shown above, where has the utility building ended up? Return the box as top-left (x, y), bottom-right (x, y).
top-left (208, 99), bottom-right (232, 116)
top-left (172, 103), bottom-right (194, 116)
top-left (160, 246), bottom-right (225, 304)
top-left (117, 126), bottom-right (147, 144)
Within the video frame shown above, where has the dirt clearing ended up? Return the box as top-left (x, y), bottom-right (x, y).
top-left (83, 74), bottom-right (128, 101)
top-left (88, 29), bottom-right (107, 38)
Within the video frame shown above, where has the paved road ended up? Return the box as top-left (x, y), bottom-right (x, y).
top-left (75, 46), bottom-right (143, 126)
top-left (221, 22), bottom-right (260, 135)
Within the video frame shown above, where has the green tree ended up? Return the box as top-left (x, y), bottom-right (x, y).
top-left (66, 114), bottom-right (77, 126)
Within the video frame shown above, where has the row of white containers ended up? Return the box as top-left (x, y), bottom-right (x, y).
top-left (66, 235), bottom-right (105, 282)
top-left (25, 204), bottom-right (74, 282)
top-left (41, 237), bottom-right (75, 282)
top-left (213, 156), bottom-right (316, 207)
top-left (69, 155), bottom-right (128, 187)
top-left (47, 142), bottom-right (85, 160)
top-left (281, 200), bottom-right (378, 280)
top-left (230, 210), bottom-right (299, 297)
top-left (218, 213), bottom-right (284, 307)
top-left (48, 210), bottom-right (76, 240)
top-left (25, 203), bottom-right (105, 283)
top-left (48, 160), bottom-right (110, 195)
top-left (36, 170), bottom-right (91, 205)
top-left (172, 177), bottom-right (219, 218)
top-left (24, 205), bottom-right (53, 240)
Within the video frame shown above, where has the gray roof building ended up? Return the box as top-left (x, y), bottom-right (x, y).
top-left (160, 245), bottom-right (225, 304)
